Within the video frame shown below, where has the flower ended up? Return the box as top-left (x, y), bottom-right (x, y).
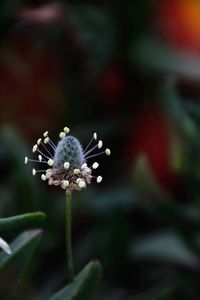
top-left (25, 127), bottom-right (111, 191)
top-left (0, 237), bottom-right (11, 255)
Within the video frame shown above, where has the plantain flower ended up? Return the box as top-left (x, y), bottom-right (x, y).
top-left (25, 127), bottom-right (111, 191)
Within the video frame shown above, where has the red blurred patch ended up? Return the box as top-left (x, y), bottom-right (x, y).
top-left (0, 27), bottom-right (65, 139)
top-left (125, 102), bottom-right (184, 195)
top-left (99, 63), bottom-right (126, 108)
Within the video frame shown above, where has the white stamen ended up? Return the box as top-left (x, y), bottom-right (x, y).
top-left (98, 140), bottom-right (103, 149)
top-left (93, 132), bottom-right (97, 140)
top-left (43, 131), bottom-right (48, 137)
top-left (44, 137), bottom-right (49, 144)
top-left (32, 169), bottom-right (36, 176)
top-left (78, 180), bottom-right (86, 188)
top-left (74, 168), bottom-right (80, 175)
top-left (32, 144), bottom-right (38, 153)
top-left (48, 159), bottom-right (54, 166)
top-left (105, 148), bottom-right (111, 156)
top-left (63, 180), bottom-right (69, 187)
top-left (63, 127), bottom-right (70, 133)
top-left (59, 132), bottom-right (66, 139)
top-left (48, 138), bottom-right (56, 150)
top-left (0, 237), bottom-right (11, 255)
top-left (40, 140), bottom-right (54, 158)
top-left (84, 144), bottom-right (98, 157)
top-left (64, 162), bottom-right (70, 169)
top-left (37, 148), bottom-right (51, 160)
top-left (24, 157), bottom-right (28, 164)
top-left (97, 176), bottom-right (103, 183)
top-left (37, 138), bottom-right (42, 145)
top-left (38, 155), bottom-right (42, 162)
top-left (41, 174), bottom-right (46, 181)
top-left (85, 151), bottom-right (105, 159)
top-left (92, 162), bottom-right (99, 169)
top-left (81, 163), bottom-right (87, 169)
top-left (27, 159), bottom-right (47, 164)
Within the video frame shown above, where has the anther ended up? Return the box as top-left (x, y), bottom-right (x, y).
top-left (78, 180), bottom-right (86, 188)
top-left (48, 159), bottom-right (54, 166)
top-left (97, 176), bottom-right (103, 183)
top-left (74, 168), bottom-right (80, 175)
top-left (76, 178), bottom-right (82, 184)
top-left (37, 138), bottom-right (42, 145)
top-left (38, 155), bottom-right (42, 162)
top-left (44, 137), bottom-right (49, 144)
top-left (59, 132), bottom-right (66, 139)
top-left (63, 127), bottom-right (70, 134)
top-left (32, 169), bottom-right (36, 176)
top-left (98, 140), bottom-right (103, 149)
top-left (105, 148), bottom-right (111, 156)
top-left (24, 157), bottom-right (28, 164)
top-left (64, 162), bottom-right (70, 169)
top-left (81, 163), bottom-right (87, 169)
top-left (32, 144), bottom-right (38, 153)
top-left (92, 162), bottom-right (99, 169)
top-left (93, 132), bottom-right (97, 140)
top-left (46, 169), bottom-right (52, 179)
top-left (41, 174), bottom-right (46, 181)
top-left (43, 131), bottom-right (48, 137)
top-left (63, 180), bottom-right (69, 187)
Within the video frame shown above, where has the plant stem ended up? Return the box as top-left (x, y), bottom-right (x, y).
top-left (66, 190), bottom-right (74, 281)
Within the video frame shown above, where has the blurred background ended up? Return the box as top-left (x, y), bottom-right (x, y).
top-left (1, 0), bottom-right (200, 299)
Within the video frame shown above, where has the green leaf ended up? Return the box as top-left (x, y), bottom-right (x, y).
top-left (0, 230), bottom-right (43, 299)
top-left (50, 260), bottom-right (102, 300)
top-left (134, 283), bottom-right (174, 300)
top-left (131, 36), bottom-right (200, 80)
top-left (0, 212), bottom-right (46, 239)
top-left (84, 186), bottom-right (137, 216)
top-left (131, 231), bottom-right (199, 268)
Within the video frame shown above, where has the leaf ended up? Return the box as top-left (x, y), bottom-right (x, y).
top-left (50, 260), bottom-right (102, 300)
top-left (0, 212), bottom-right (46, 238)
top-left (84, 186), bottom-right (137, 216)
top-left (134, 283), bottom-right (174, 300)
top-left (0, 229), bottom-right (43, 299)
top-left (132, 155), bottom-right (169, 199)
top-left (131, 36), bottom-right (200, 80)
top-left (131, 231), bottom-right (199, 268)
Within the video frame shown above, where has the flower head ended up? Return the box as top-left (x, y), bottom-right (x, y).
top-left (25, 127), bottom-right (111, 191)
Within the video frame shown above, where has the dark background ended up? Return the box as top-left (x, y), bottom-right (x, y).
top-left (1, 0), bottom-right (200, 299)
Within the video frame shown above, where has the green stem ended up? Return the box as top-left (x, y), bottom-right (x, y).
top-left (66, 190), bottom-right (74, 281)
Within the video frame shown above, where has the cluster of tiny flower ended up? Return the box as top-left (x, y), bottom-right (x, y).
top-left (24, 127), bottom-right (111, 191)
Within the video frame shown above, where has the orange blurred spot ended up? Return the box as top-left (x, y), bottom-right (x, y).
top-left (155, 0), bottom-right (200, 53)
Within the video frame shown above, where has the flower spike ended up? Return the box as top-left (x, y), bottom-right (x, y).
top-left (25, 128), bottom-right (111, 191)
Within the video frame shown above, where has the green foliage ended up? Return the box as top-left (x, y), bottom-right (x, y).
top-left (0, 212), bottom-right (46, 239)
top-left (131, 231), bottom-right (199, 267)
top-left (0, 230), bottom-right (43, 299)
top-left (131, 36), bottom-right (200, 80)
top-left (50, 260), bottom-right (102, 300)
